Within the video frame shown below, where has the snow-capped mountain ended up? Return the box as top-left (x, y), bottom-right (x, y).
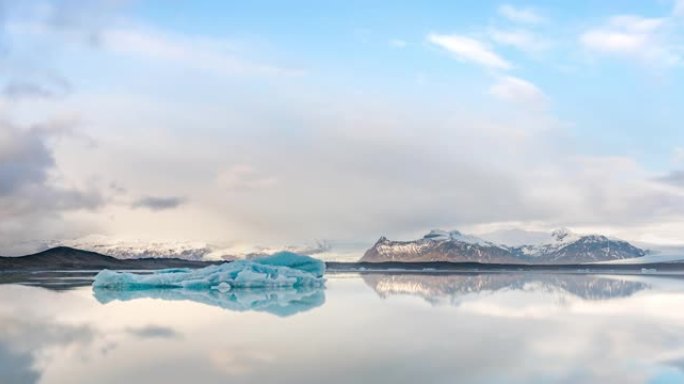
top-left (510, 228), bottom-right (646, 263)
top-left (513, 228), bottom-right (579, 257)
top-left (83, 242), bottom-right (230, 261)
top-left (44, 237), bottom-right (236, 261)
top-left (360, 228), bottom-right (647, 264)
top-left (361, 230), bottom-right (521, 264)
top-left (42, 236), bottom-right (332, 261)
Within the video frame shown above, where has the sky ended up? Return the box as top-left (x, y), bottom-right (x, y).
top-left (3, 0), bottom-right (684, 257)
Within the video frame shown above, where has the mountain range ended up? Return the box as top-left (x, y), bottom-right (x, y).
top-left (361, 229), bottom-right (647, 264)
top-left (40, 238), bottom-right (232, 261)
top-left (0, 228), bottom-right (660, 272)
top-left (0, 246), bottom-right (217, 271)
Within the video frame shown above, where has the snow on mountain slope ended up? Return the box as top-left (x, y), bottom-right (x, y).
top-left (596, 245), bottom-right (684, 264)
top-left (361, 228), bottom-right (646, 264)
top-left (45, 236), bottom-right (331, 261)
top-left (513, 228), bottom-right (581, 258)
top-left (362, 230), bottom-right (520, 263)
top-left (423, 230), bottom-right (504, 247)
top-left (45, 236), bottom-right (235, 261)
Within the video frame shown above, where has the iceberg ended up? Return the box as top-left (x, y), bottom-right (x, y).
top-left (251, 251), bottom-right (325, 277)
top-left (92, 252), bottom-right (326, 290)
top-left (93, 286), bottom-right (325, 317)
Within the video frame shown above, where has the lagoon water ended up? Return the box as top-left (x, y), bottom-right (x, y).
top-left (2, 272), bottom-right (684, 383)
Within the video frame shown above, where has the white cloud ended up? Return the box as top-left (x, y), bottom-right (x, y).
top-left (498, 4), bottom-right (545, 24)
top-left (489, 29), bottom-right (548, 53)
top-left (533, 156), bottom-right (684, 230)
top-left (675, 147), bottom-right (684, 163)
top-left (0, 122), bottom-right (105, 255)
top-left (428, 33), bottom-right (511, 69)
top-left (101, 27), bottom-right (298, 77)
top-left (7, 0), bottom-right (684, 256)
top-left (674, 0), bottom-right (684, 17)
top-left (7, 20), bottom-right (299, 77)
top-left (488, 76), bottom-right (547, 108)
top-left (580, 15), bottom-right (680, 66)
top-left (217, 165), bottom-right (277, 191)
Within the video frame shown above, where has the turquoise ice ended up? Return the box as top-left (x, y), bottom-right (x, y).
top-left (93, 286), bottom-right (325, 317)
top-left (92, 252), bottom-right (325, 290)
top-left (252, 251), bottom-right (325, 277)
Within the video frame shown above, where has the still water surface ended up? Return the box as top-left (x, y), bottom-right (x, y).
top-left (2, 272), bottom-right (684, 384)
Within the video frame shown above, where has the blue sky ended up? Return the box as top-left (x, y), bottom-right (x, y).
top-left (3, 0), bottom-right (684, 257)
top-left (82, 0), bottom-right (684, 165)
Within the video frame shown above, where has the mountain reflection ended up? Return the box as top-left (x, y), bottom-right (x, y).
top-left (6, 275), bottom-right (684, 383)
top-left (93, 286), bottom-right (325, 317)
top-left (362, 273), bottom-right (650, 304)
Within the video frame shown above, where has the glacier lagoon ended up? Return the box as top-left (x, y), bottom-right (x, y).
top-left (2, 272), bottom-right (684, 383)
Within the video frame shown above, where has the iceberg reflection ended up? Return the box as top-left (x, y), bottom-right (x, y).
top-left (93, 286), bottom-right (325, 317)
top-left (6, 274), bottom-right (684, 383)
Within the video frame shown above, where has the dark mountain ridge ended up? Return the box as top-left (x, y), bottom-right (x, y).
top-left (0, 246), bottom-right (218, 271)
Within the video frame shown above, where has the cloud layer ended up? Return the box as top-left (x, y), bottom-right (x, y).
top-left (2, 1), bottom-right (684, 257)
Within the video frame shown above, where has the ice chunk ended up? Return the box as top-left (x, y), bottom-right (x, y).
top-left (251, 251), bottom-right (325, 277)
top-left (93, 286), bottom-right (325, 317)
top-left (92, 253), bottom-right (325, 290)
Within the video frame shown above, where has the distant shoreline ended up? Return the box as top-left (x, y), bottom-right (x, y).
top-left (3, 246), bottom-right (684, 275)
top-left (325, 261), bottom-right (684, 274)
